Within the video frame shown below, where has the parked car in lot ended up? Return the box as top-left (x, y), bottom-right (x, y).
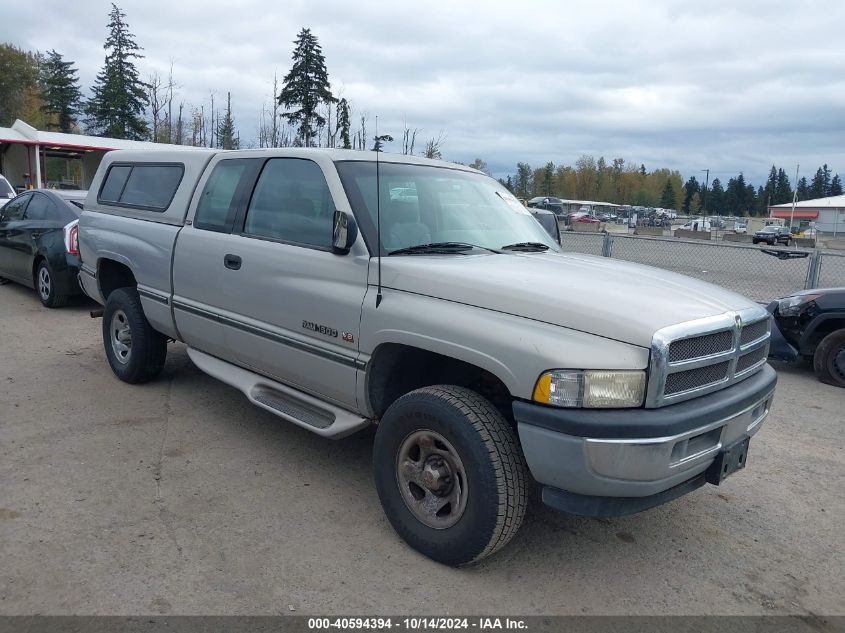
top-left (734, 222), bottom-right (747, 234)
top-left (768, 288), bottom-right (845, 387)
top-left (568, 211), bottom-right (600, 224)
top-left (78, 148), bottom-right (777, 565)
top-left (526, 196), bottom-right (565, 215)
top-left (0, 175), bottom-right (15, 208)
top-left (681, 218), bottom-right (711, 231)
top-left (753, 226), bottom-right (791, 246)
top-left (528, 206), bottom-right (561, 243)
top-left (0, 189), bottom-right (85, 307)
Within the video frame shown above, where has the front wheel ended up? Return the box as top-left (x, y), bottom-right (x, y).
top-left (813, 329), bottom-right (845, 388)
top-left (373, 385), bottom-right (527, 566)
top-left (102, 287), bottom-right (167, 383)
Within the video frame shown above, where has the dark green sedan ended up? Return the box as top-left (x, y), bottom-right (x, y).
top-left (0, 189), bottom-right (86, 307)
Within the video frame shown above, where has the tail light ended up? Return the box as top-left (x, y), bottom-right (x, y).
top-left (64, 220), bottom-right (79, 257)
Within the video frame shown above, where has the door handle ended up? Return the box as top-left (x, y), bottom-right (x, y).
top-left (223, 254), bottom-right (242, 270)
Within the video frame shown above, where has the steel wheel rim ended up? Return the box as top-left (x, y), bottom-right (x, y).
top-left (110, 309), bottom-right (132, 364)
top-left (396, 429), bottom-right (468, 529)
top-left (833, 346), bottom-right (845, 380)
top-left (38, 266), bottom-right (50, 300)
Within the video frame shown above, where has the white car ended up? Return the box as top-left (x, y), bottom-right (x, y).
top-left (0, 175), bottom-right (15, 208)
top-left (735, 223), bottom-right (747, 234)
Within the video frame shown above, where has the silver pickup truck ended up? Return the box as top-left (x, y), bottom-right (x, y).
top-left (78, 148), bottom-right (777, 565)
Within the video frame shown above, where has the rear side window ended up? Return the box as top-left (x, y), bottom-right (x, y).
top-left (99, 165), bottom-right (131, 202)
top-left (194, 159), bottom-right (253, 232)
top-left (98, 163), bottom-right (184, 211)
top-left (23, 194), bottom-right (59, 221)
top-left (0, 194), bottom-right (30, 222)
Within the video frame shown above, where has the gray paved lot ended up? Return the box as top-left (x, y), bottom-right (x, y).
top-left (1, 282), bottom-right (844, 616)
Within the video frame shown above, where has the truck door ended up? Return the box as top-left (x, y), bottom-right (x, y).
top-left (172, 158), bottom-right (262, 360)
top-left (214, 157), bottom-right (368, 410)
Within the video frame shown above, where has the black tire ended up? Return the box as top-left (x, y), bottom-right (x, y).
top-left (373, 385), bottom-right (527, 566)
top-left (35, 259), bottom-right (67, 308)
top-left (752, 239), bottom-right (759, 244)
top-left (102, 287), bottom-right (167, 384)
top-left (813, 329), bottom-right (845, 388)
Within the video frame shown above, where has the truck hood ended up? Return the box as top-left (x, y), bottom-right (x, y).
top-left (376, 251), bottom-right (761, 348)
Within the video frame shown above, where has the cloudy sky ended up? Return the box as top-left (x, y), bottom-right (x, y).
top-left (3, 0), bottom-right (844, 184)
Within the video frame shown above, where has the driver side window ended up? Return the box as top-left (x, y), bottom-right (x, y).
top-left (242, 158), bottom-right (335, 249)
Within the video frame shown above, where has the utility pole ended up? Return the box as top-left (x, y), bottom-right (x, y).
top-left (788, 164), bottom-right (800, 231)
top-left (701, 169), bottom-right (710, 216)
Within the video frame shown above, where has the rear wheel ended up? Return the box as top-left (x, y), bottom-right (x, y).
top-left (36, 260), bottom-right (67, 308)
top-left (373, 385), bottom-right (527, 566)
top-left (102, 287), bottom-right (167, 383)
top-left (813, 329), bottom-right (845, 388)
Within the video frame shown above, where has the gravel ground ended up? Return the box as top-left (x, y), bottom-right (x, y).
top-left (0, 282), bottom-right (843, 616)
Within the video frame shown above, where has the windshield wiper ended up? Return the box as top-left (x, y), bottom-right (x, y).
top-left (501, 242), bottom-right (550, 252)
top-left (387, 242), bottom-right (498, 256)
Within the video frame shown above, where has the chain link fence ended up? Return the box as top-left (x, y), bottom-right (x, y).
top-left (558, 230), bottom-right (840, 303)
top-left (818, 252), bottom-right (845, 289)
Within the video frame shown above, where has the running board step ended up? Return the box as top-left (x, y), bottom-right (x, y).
top-left (186, 348), bottom-right (370, 439)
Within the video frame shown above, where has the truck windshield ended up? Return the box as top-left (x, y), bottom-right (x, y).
top-left (335, 161), bottom-right (559, 255)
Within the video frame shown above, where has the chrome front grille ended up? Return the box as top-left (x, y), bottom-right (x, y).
top-left (668, 330), bottom-right (734, 362)
top-left (646, 308), bottom-right (772, 408)
top-left (736, 344), bottom-right (769, 375)
top-left (740, 320), bottom-right (769, 346)
top-left (664, 361), bottom-right (731, 395)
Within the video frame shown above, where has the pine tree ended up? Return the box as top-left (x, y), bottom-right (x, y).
top-left (372, 134), bottom-right (392, 152)
top-left (774, 168), bottom-right (792, 204)
top-left (515, 163), bottom-right (533, 199)
top-left (217, 92), bottom-right (238, 149)
top-left (660, 179), bottom-right (676, 209)
top-left (809, 167), bottom-right (827, 199)
top-left (84, 4), bottom-right (148, 139)
top-left (796, 176), bottom-right (810, 201)
top-left (682, 176), bottom-right (700, 213)
top-left (336, 97), bottom-right (351, 149)
top-left (278, 28), bottom-right (335, 146)
top-left (39, 50), bottom-right (82, 132)
top-left (708, 178), bottom-right (725, 214)
top-left (830, 174), bottom-right (843, 196)
top-left (543, 161), bottom-right (554, 195)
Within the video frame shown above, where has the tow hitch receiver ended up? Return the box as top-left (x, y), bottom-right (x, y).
top-left (706, 436), bottom-right (750, 485)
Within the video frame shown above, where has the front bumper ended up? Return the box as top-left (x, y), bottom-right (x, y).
top-left (765, 302), bottom-right (800, 362)
top-left (513, 364), bottom-right (777, 516)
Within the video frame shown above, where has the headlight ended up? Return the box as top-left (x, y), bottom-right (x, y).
top-left (776, 294), bottom-right (820, 317)
top-left (533, 370), bottom-right (646, 408)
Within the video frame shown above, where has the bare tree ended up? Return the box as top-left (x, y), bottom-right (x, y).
top-left (423, 131), bottom-right (447, 160)
top-left (146, 72), bottom-right (166, 142)
top-left (175, 101), bottom-right (184, 145)
top-left (401, 118), bottom-right (419, 155)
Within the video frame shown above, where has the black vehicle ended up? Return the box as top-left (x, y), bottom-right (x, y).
top-left (529, 206), bottom-right (561, 243)
top-left (753, 225), bottom-right (791, 246)
top-left (526, 196), bottom-right (565, 215)
top-left (768, 288), bottom-right (845, 387)
top-left (0, 189), bottom-right (85, 307)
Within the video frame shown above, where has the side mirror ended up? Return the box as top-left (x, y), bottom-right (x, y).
top-left (332, 210), bottom-right (358, 255)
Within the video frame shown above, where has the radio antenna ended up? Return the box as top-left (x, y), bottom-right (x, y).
top-left (375, 115), bottom-right (383, 308)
